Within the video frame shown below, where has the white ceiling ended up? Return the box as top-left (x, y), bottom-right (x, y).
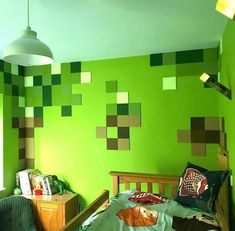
top-left (0, 0), bottom-right (228, 63)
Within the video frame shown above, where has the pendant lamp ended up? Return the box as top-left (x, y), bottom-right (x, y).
top-left (3, 0), bottom-right (53, 66)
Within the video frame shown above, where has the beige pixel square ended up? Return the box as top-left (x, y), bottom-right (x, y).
top-left (117, 115), bottom-right (129, 127)
top-left (19, 138), bottom-right (25, 149)
top-left (96, 127), bottom-right (107, 138)
top-left (25, 138), bottom-right (35, 158)
top-left (81, 72), bottom-right (92, 83)
top-left (118, 139), bottom-right (130, 150)
top-left (117, 92), bottom-right (128, 104)
top-left (205, 117), bottom-right (222, 131)
top-left (25, 118), bottom-right (34, 128)
top-left (25, 158), bottom-right (34, 169)
top-left (191, 143), bottom-right (206, 156)
top-left (129, 115), bottom-right (141, 127)
top-left (51, 63), bottom-right (61, 74)
top-left (19, 159), bottom-right (26, 170)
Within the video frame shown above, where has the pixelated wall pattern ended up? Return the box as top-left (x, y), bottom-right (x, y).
top-left (150, 48), bottom-right (219, 89)
top-left (0, 59), bottom-right (92, 170)
top-left (177, 117), bottom-right (226, 156)
top-left (96, 80), bottom-right (141, 150)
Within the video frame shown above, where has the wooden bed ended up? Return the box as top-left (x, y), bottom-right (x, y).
top-left (61, 152), bottom-right (230, 231)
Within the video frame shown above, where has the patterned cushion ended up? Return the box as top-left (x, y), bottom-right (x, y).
top-left (174, 162), bottom-right (229, 213)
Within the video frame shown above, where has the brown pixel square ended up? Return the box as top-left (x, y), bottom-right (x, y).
top-left (191, 143), bottom-right (206, 156)
top-left (205, 130), bottom-right (220, 143)
top-left (118, 127), bottom-right (130, 138)
top-left (106, 115), bottom-right (117, 127)
top-left (177, 130), bottom-right (191, 143)
top-left (191, 117), bottom-right (205, 130)
top-left (190, 130), bottom-right (206, 143)
top-left (107, 138), bottom-right (118, 150)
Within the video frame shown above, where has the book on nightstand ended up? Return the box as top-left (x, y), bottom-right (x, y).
top-left (18, 169), bottom-right (41, 195)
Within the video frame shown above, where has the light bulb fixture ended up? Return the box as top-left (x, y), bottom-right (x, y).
top-left (216, 0), bottom-right (235, 19)
top-left (3, 0), bottom-right (53, 66)
top-left (200, 73), bottom-right (232, 100)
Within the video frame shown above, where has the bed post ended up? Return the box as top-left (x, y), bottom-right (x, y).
top-left (110, 172), bottom-right (120, 195)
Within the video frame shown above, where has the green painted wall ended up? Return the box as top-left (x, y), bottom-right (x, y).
top-left (218, 20), bottom-right (235, 226)
top-left (0, 61), bottom-right (22, 198)
top-left (31, 54), bottom-right (219, 206)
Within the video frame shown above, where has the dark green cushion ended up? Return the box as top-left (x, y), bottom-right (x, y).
top-left (0, 195), bottom-right (36, 231)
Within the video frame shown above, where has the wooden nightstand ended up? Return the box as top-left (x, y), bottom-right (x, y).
top-left (23, 193), bottom-right (78, 231)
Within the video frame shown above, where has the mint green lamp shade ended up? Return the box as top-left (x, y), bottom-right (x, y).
top-left (3, 26), bottom-right (53, 66)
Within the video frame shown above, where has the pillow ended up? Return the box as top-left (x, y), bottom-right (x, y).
top-left (174, 162), bottom-right (229, 214)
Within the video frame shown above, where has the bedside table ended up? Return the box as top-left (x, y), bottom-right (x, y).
top-left (23, 193), bottom-right (78, 231)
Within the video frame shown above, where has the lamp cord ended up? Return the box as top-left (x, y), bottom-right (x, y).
top-left (27, 0), bottom-right (30, 27)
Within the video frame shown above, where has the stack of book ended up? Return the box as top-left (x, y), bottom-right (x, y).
top-left (17, 169), bottom-right (57, 195)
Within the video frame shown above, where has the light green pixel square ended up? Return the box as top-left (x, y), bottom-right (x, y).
top-left (51, 63), bottom-right (61, 74)
top-left (11, 64), bottom-right (18, 75)
top-left (25, 107), bottom-right (34, 117)
top-left (81, 72), bottom-right (92, 83)
top-left (107, 127), bottom-right (118, 138)
top-left (19, 96), bottom-right (25, 107)
top-left (117, 92), bottom-right (128, 104)
top-left (163, 77), bottom-right (176, 90)
top-left (24, 76), bottom-right (34, 87)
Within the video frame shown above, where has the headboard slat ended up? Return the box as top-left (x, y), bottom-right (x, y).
top-left (147, 183), bottom-right (152, 193)
top-left (136, 182), bottom-right (141, 191)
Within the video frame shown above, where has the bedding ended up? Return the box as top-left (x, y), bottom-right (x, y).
top-left (79, 190), bottom-right (220, 231)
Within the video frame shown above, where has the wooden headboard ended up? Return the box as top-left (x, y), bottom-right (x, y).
top-left (109, 171), bottom-right (179, 197)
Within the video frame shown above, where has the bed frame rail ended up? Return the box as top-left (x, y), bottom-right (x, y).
top-left (60, 190), bottom-right (109, 231)
top-left (109, 171), bottom-right (179, 196)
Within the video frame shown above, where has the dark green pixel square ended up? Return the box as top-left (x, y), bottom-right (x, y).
top-left (18, 65), bottom-right (25, 76)
top-left (70, 62), bottom-right (81, 73)
top-left (12, 85), bottom-right (19, 96)
top-left (33, 75), bottom-right (42, 86)
top-left (176, 49), bottom-right (203, 64)
top-left (0, 60), bottom-right (4, 71)
top-left (34, 107), bottom-right (43, 117)
top-left (4, 73), bottom-right (12, 84)
top-left (150, 53), bottom-right (163, 66)
top-left (43, 86), bottom-right (52, 106)
top-left (52, 74), bottom-right (61, 85)
top-left (61, 105), bottom-right (72, 116)
top-left (117, 104), bottom-right (129, 115)
top-left (106, 81), bottom-right (118, 93)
